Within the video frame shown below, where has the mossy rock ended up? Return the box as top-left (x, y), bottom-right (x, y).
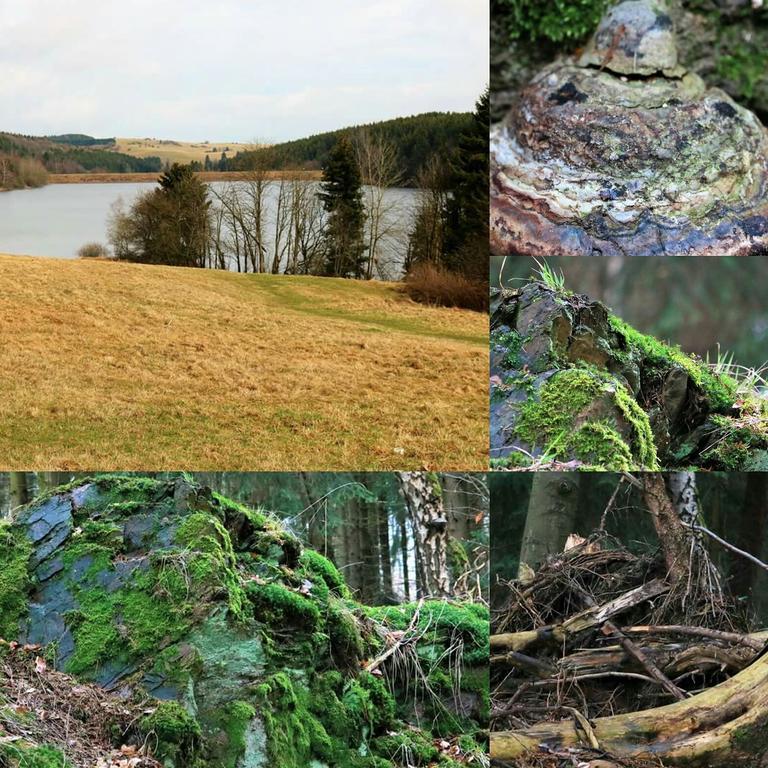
top-left (491, 282), bottom-right (768, 470)
top-left (0, 476), bottom-right (487, 768)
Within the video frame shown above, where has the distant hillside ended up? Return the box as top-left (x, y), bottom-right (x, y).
top-left (45, 133), bottom-right (116, 147)
top-left (0, 132), bottom-right (161, 175)
top-left (230, 112), bottom-right (473, 184)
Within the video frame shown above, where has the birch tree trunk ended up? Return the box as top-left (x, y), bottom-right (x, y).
top-left (397, 472), bottom-right (450, 598)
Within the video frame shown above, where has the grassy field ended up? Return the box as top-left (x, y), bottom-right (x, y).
top-left (0, 255), bottom-right (488, 470)
top-left (114, 137), bottom-right (256, 165)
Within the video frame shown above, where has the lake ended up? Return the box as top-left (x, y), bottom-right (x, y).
top-left (0, 181), bottom-right (418, 276)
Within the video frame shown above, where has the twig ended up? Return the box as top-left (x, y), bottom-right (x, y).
top-left (692, 524), bottom-right (768, 573)
top-left (622, 624), bottom-right (766, 652)
top-left (365, 597), bottom-right (424, 673)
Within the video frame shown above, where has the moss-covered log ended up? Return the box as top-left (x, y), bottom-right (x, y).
top-left (492, 652), bottom-right (768, 766)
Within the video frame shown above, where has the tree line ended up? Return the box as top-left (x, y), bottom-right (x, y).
top-left (0, 132), bottom-right (161, 176)
top-left (106, 90), bottom-right (489, 295)
top-left (229, 111), bottom-right (474, 184)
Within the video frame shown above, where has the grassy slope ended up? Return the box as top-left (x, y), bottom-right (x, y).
top-left (0, 255), bottom-right (488, 469)
top-left (114, 137), bottom-right (255, 164)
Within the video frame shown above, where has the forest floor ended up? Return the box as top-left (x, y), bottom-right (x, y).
top-left (0, 254), bottom-right (487, 469)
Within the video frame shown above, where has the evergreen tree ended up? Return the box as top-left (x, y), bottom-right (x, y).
top-left (443, 88), bottom-right (489, 280)
top-left (204, 154), bottom-right (212, 172)
top-left (110, 164), bottom-right (212, 268)
top-left (317, 136), bottom-right (367, 278)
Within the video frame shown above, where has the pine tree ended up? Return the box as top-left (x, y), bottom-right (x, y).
top-left (443, 88), bottom-right (489, 280)
top-left (317, 136), bottom-right (367, 278)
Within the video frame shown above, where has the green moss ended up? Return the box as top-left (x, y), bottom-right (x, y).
top-left (0, 743), bottom-right (71, 768)
top-left (491, 328), bottom-right (526, 368)
top-left (609, 315), bottom-right (738, 412)
top-left (140, 700), bottom-right (202, 767)
top-left (247, 582), bottom-right (320, 630)
top-left (299, 549), bottom-right (349, 597)
top-left (372, 731), bottom-right (438, 766)
top-left (0, 523), bottom-right (32, 640)
top-left (327, 600), bottom-right (365, 667)
top-left (496, 0), bottom-right (607, 42)
top-left (515, 367), bottom-right (659, 469)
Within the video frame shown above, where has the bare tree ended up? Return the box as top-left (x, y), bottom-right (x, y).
top-left (406, 155), bottom-right (448, 272)
top-left (354, 130), bottom-right (405, 279)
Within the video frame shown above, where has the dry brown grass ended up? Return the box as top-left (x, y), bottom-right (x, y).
top-left (0, 254), bottom-right (488, 470)
top-left (405, 263), bottom-right (489, 311)
top-left (113, 137), bottom-right (256, 165)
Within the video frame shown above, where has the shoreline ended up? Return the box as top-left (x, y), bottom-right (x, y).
top-left (47, 169), bottom-right (323, 184)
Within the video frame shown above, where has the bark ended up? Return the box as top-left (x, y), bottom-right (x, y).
top-left (399, 512), bottom-right (411, 601)
top-left (518, 474), bottom-right (581, 575)
top-left (9, 472), bottom-right (29, 510)
top-left (397, 472), bottom-right (450, 598)
top-left (377, 505), bottom-right (393, 599)
top-left (642, 473), bottom-right (703, 585)
top-left (735, 474), bottom-right (768, 611)
top-left (492, 653), bottom-right (768, 766)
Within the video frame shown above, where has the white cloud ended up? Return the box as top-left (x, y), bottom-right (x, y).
top-left (0, 0), bottom-right (488, 140)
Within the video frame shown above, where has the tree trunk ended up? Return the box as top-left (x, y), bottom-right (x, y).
top-left (492, 653), bottom-right (768, 766)
top-left (9, 472), bottom-right (30, 510)
top-left (518, 474), bottom-right (580, 575)
top-left (378, 505), bottom-right (393, 600)
top-left (735, 474), bottom-right (768, 614)
top-left (397, 472), bottom-right (450, 598)
top-left (399, 512), bottom-right (411, 601)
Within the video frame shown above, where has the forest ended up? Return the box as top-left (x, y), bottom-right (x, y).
top-left (0, 472), bottom-right (489, 768)
top-left (490, 256), bottom-right (768, 471)
top-left (0, 132), bottom-right (162, 185)
top-left (228, 112), bottom-right (474, 185)
top-left (490, 472), bottom-right (768, 767)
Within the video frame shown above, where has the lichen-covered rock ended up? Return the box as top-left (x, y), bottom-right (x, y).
top-left (0, 476), bottom-right (488, 768)
top-left (490, 0), bottom-right (768, 256)
top-left (491, 282), bottom-right (768, 470)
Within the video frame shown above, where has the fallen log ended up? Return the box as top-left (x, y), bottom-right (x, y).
top-left (491, 653), bottom-right (768, 766)
top-left (491, 579), bottom-right (669, 653)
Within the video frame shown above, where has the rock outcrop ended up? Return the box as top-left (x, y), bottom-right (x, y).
top-left (491, 281), bottom-right (768, 470)
top-left (0, 476), bottom-right (488, 768)
top-left (490, 0), bottom-right (768, 256)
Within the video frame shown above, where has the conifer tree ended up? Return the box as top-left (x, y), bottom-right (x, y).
top-left (443, 88), bottom-right (489, 280)
top-left (317, 136), bottom-right (367, 278)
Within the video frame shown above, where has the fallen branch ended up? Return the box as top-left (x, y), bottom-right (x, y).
top-left (491, 579), bottom-right (669, 653)
top-left (364, 597), bottom-right (423, 673)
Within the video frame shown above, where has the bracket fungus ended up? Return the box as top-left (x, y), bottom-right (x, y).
top-left (490, 0), bottom-right (768, 256)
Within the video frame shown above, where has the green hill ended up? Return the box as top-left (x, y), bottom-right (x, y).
top-left (231, 112), bottom-right (473, 184)
top-left (0, 131), bottom-right (161, 175)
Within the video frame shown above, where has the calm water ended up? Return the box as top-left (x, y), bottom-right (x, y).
top-left (0, 182), bottom-right (418, 273)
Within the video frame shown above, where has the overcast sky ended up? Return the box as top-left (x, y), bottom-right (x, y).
top-left (0, 0), bottom-right (488, 142)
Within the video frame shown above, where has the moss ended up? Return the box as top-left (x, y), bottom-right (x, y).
top-left (515, 367), bottom-right (659, 469)
top-left (366, 601), bottom-right (489, 667)
top-left (176, 513), bottom-right (248, 620)
top-left (247, 582), bottom-right (321, 631)
top-left (372, 731), bottom-right (439, 765)
top-left (489, 451), bottom-right (532, 469)
top-left (0, 743), bottom-right (71, 768)
top-left (0, 523), bottom-right (32, 640)
top-left (140, 700), bottom-right (202, 767)
top-left (491, 328), bottom-right (526, 368)
top-left (495, 0), bottom-right (607, 43)
top-left (299, 549), bottom-right (349, 598)
top-left (256, 672), bottom-right (328, 768)
top-left (609, 315), bottom-right (738, 412)
top-left (570, 422), bottom-right (635, 470)
top-left (327, 600), bottom-right (365, 668)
